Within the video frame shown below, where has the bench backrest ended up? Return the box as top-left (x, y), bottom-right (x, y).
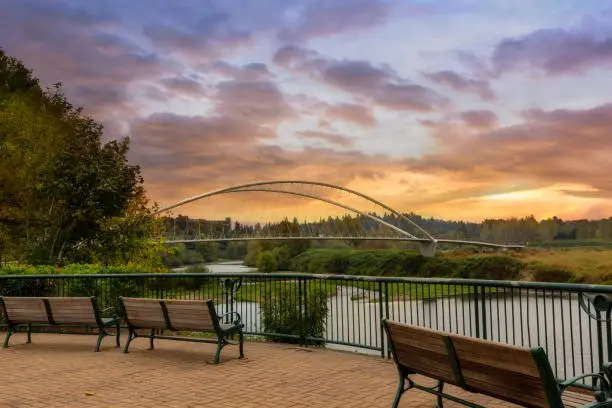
top-left (384, 320), bottom-right (563, 408)
top-left (0, 297), bottom-right (49, 324)
top-left (164, 299), bottom-right (215, 332)
top-left (120, 297), bottom-right (217, 332)
top-left (383, 320), bottom-right (462, 386)
top-left (450, 334), bottom-right (560, 408)
top-left (120, 298), bottom-right (167, 329)
top-left (45, 297), bottom-right (98, 325)
top-left (0, 296), bottom-right (102, 326)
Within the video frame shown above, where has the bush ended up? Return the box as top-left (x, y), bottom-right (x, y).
top-left (289, 249), bottom-right (427, 277)
top-left (455, 256), bottom-right (524, 280)
top-left (0, 264), bottom-right (167, 307)
top-left (417, 257), bottom-right (460, 277)
top-left (527, 263), bottom-right (577, 283)
top-left (256, 250), bottom-right (278, 272)
top-left (262, 284), bottom-right (328, 345)
top-left (271, 247), bottom-right (291, 270)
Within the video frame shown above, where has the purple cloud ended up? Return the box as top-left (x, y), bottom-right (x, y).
top-left (274, 45), bottom-right (444, 111)
top-left (298, 130), bottom-right (355, 147)
top-left (492, 28), bottom-right (612, 75)
top-left (208, 61), bottom-right (275, 81)
top-left (159, 76), bottom-right (208, 98)
top-left (460, 110), bottom-right (498, 129)
top-left (214, 80), bottom-right (296, 124)
top-left (277, 0), bottom-right (390, 42)
top-left (425, 70), bottom-right (495, 100)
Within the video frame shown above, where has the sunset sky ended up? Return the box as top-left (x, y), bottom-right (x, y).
top-left (1, 0), bottom-right (611, 222)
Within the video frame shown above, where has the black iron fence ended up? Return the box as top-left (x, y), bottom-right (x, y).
top-left (1, 272), bottom-right (612, 387)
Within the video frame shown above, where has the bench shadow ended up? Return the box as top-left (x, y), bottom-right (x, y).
top-left (3, 339), bottom-right (120, 353)
top-left (124, 342), bottom-right (244, 365)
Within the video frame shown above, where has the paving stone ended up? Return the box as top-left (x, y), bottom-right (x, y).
top-left (0, 333), bottom-right (520, 407)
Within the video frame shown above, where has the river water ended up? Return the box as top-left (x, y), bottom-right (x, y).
top-left (205, 263), bottom-right (608, 381)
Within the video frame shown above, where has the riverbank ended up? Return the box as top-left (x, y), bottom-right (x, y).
top-left (285, 247), bottom-right (612, 284)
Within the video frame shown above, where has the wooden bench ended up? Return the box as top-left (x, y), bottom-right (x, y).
top-left (0, 296), bottom-right (120, 352)
top-left (383, 319), bottom-right (612, 408)
top-left (119, 297), bottom-right (244, 364)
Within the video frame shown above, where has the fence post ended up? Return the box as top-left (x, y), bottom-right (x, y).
top-left (385, 281), bottom-right (391, 358)
top-left (481, 286), bottom-right (487, 340)
top-left (298, 278), bottom-right (305, 346)
top-left (378, 281), bottom-right (385, 358)
top-left (474, 285), bottom-right (480, 338)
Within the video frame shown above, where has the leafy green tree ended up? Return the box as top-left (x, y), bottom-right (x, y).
top-left (256, 250), bottom-right (278, 273)
top-left (0, 49), bottom-right (161, 266)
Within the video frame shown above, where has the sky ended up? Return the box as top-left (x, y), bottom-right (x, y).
top-left (1, 0), bottom-right (612, 222)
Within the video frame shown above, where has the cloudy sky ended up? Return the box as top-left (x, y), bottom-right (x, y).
top-left (2, 0), bottom-right (612, 222)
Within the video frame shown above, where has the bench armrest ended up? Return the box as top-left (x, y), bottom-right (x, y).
top-left (602, 362), bottom-right (612, 384)
top-left (218, 312), bottom-right (242, 325)
top-left (559, 373), bottom-right (612, 402)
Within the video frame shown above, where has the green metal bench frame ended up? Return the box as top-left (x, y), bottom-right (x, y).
top-left (383, 319), bottom-right (612, 408)
top-left (120, 297), bottom-right (244, 364)
top-left (0, 296), bottom-right (120, 352)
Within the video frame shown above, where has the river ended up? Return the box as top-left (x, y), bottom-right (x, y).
top-left (197, 263), bottom-right (609, 381)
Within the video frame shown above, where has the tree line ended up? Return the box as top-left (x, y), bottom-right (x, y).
top-left (0, 49), bottom-right (161, 266)
top-left (164, 213), bottom-right (612, 246)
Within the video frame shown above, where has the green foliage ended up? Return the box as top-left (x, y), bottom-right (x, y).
top-left (453, 256), bottom-right (523, 280)
top-left (0, 263), bottom-right (167, 302)
top-left (526, 262), bottom-right (577, 283)
top-left (418, 257), bottom-right (460, 277)
top-left (290, 249), bottom-right (428, 276)
top-left (261, 284), bottom-right (328, 345)
top-left (159, 242), bottom-right (221, 268)
top-left (289, 250), bottom-right (525, 281)
top-left (0, 49), bottom-right (161, 266)
top-left (271, 246), bottom-right (291, 270)
top-left (256, 250), bottom-right (278, 273)
top-left (219, 241), bottom-right (247, 259)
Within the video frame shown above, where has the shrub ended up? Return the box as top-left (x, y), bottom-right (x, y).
top-left (456, 256), bottom-right (524, 280)
top-left (528, 262), bottom-right (577, 283)
top-left (417, 257), bottom-right (460, 277)
top-left (261, 284), bottom-right (328, 345)
top-left (256, 250), bottom-right (278, 273)
top-left (271, 247), bottom-right (291, 270)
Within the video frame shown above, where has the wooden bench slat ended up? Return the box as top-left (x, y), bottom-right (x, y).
top-left (121, 298), bottom-right (167, 329)
top-left (165, 301), bottom-right (214, 332)
top-left (450, 334), bottom-right (541, 377)
top-left (450, 334), bottom-right (549, 407)
top-left (2, 298), bottom-right (49, 324)
top-left (383, 320), bottom-right (605, 408)
top-left (385, 321), bottom-right (460, 386)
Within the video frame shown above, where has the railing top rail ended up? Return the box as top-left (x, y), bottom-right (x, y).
top-left (1, 272), bottom-right (611, 292)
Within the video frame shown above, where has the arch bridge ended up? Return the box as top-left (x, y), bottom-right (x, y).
top-left (153, 180), bottom-right (524, 257)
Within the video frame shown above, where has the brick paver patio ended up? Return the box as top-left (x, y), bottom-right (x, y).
top-left (0, 333), bottom-right (519, 407)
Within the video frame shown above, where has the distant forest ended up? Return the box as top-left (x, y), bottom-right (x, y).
top-left (165, 213), bottom-right (612, 245)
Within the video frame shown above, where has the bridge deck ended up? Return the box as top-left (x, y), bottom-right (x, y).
top-left (0, 332), bottom-right (519, 407)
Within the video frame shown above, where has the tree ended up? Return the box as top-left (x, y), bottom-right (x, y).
top-left (0, 49), bottom-right (161, 265)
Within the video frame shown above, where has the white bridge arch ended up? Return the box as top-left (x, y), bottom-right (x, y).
top-left (154, 180), bottom-right (524, 257)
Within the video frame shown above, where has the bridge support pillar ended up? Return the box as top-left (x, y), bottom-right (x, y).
top-left (419, 241), bottom-right (437, 258)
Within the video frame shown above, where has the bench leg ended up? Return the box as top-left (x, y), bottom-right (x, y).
top-left (115, 323), bottom-right (121, 348)
top-left (239, 330), bottom-right (244, 359)
top-left (3, 326), bottom-right (14, 348)
top-left (124, 328), bottom-right (136, 353)
top-left (27, 323), bottom-right (32, 344)
top-left (95, 331), bottom-right (107, 352)
top-left (392, 375), bottom-right (405, 408)
top-left (149, 329), bottom-right (154, 350)
top-left (213, 338), bottom-right (225, 364)
top-left (436, 381), bottom-right (444, 408)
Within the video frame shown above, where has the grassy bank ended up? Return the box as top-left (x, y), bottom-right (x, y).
top-left (286, 247), bottom-right (612, 284)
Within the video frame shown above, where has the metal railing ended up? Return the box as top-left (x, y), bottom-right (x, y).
top-left (1, 272), bottom-right (612, 387)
